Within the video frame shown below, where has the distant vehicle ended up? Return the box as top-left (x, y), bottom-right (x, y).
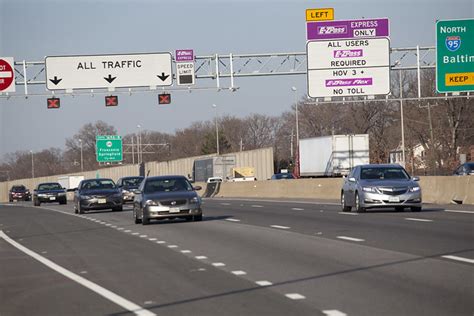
top-left (206, 176), bottom-right (223, 183)
top-left (58, 175), bottom-right (84, 190)
top-left (133, 175), bottom-right (202, 225)
top-left (453, 162), bottom-right (474, 176)
top-left (341, 164), bottom-right (422, 213)
top-left (33, 182), bottom-right (67, 206)
top-left (74, 178), bottom-right (123, 214)
top-left (9, 185), bottom-right (31, 202)
top-left (299, 134), bottom-right (370, 177)
top-left (116, 176), bottom-right (144, 203)
top-left (229, 176), bottom-right (257, 182)
top-left (271, 173), bottom-right (295, 180)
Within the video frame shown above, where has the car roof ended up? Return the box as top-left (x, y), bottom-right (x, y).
top-left (146, 175), bottom-right (187, 181)
top-left (82, 178), bottom-right (114, 182)
top-left (37, 182), bottom-right (61, 185)
top-left (120, 176), bottom-right (144, 179)
top-left (358, 164), bottom-right (403, 168)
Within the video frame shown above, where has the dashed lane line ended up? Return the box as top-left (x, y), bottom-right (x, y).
top-left (291, 208), bottom-right (304, 211)
top-left (405, 218), bottom-right (433, 222)
top-left (195, 256), bottom-right (208, 260)
top-left (255, 280), bottom-right (273, 286)
top-left (270, 225), bottom-right (290, 230)
top-left (285, 293), bottom-right (306, 300)
top-left (225, 219), bottom-right (241, 222)
top-left (251, 205), bottom-right (264, 208)
top-left (442, 255), bottom-right (474, 264)
top-left (337, 236), bottom-right (365, 242)
top-left (338, 212), bottom-right (358, 216)
top-left (323, 310), bottom-right (347, 316)
top-left (181, 250), bottom-right (192, 254)
top-left (212, 262), bottom-right (226, 267)
top-left (231, 270), bottom-right (247, 276)
top-left (0, 230), bottom-right (156, 316)
top-left (445, 210), bottom-right (474, 214)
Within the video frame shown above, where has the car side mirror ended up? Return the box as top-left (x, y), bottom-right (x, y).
top-left (412, 176), bottom-right (420, 181)
top-left (193, 186), bottom-right (202, 191)
top-left (349, 177), bottom-right (356, 182)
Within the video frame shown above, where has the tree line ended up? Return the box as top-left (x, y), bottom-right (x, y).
top-left (1, 70), bottom-right (472, 181)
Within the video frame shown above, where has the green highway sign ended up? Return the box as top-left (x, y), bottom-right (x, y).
top-left (96, 135), bottom-right (123, 162)
top-left (436, 19), bottom-right (474, 93)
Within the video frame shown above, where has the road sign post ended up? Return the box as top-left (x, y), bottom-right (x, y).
top-left (436, 19), bottom-right (474, 93)
top-left (96, 135), bottom-right (123, 163)
top-left (45, 53), bottom-right (173, 91)
top-left (0, 57), bottom-right (15, 93)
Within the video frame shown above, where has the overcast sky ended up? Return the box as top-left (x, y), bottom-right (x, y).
top-left (0, 0), bottom-right (472, 158)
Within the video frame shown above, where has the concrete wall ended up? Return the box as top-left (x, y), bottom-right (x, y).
top-left (215, 176), bottom-right (474, 205)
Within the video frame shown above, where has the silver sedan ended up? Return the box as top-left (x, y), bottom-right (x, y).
top-left (341, 164), bottom-right (422, 213)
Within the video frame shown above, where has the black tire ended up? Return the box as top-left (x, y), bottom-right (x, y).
top-left (112, 205), bottom-right (123, 212)
top-left (395, 206), bottom-right (404, 212)
top-left (9, 198), bottom-right (12, 203)
top-left (411, 206), bottom-right (422, 212)
top-left (60, 200), bottom-right (67, 205)
top-left (185, 216), bottom-right (193, 222)
top-left (134, 209), bottom-right (141, 224)
top-left (354, 193), bottom-right (366, 213)
top-left (341, 192), bottom-right (351, 212)
top-left (142, 214), bottom-right (150, 225)
top-left (34, 199), bottom-right (40, 206)
top-left (193, 214), bottom-right (203, 222)
top-left (77, 202), bottom-right (85, 214)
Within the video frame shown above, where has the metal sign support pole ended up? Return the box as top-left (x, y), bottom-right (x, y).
top-left (399, 69), bottom-right (406, 168)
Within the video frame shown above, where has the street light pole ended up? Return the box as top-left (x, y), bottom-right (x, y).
top-left (212, 104), bottom-right (220, 155)
top-left (30, 150), bottom-right (35, 178)
top-left (399, 70), bottom-right (406, 167)
top-left (137, 124), bottom-right (142, 164)
top-left (79, 139), bottom-right (83, 172)
top-left (291, 87), bottom-right (299, 174)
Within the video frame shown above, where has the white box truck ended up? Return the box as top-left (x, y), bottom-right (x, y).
top-left (58, 175), bottom-right (84, 190)
top-left (299, 134), bottom-right (369, 177)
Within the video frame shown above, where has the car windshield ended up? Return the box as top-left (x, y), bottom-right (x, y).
top-left (12, 186), bottom-right (26, 191)
top-left (144, 178), bottom-right (193, 193)
top-left (81, 180), bottom-right (116, 190)
top-left (360, 167), bottom-right (409, 180)
top-left (467, 163), bottom-right (474, 170)
top-left (123, 177), bottom-right (143, 186)
top-left (38, 183), bottom-right (62, 190)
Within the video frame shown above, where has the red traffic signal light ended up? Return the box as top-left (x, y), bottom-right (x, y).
top-left (105, 95), bottom-right (118, 107)
top-left (158, 93), bottom-right (171, 104)
top-left (47, 97), bottom-right (60, 109)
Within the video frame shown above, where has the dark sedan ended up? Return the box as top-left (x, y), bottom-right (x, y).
top-left (9, 185), bottom-right (31, 202)
top-left (271, 173), bottom-right (295, 180)
top-left (74, 178), bottom-right (123, 214)
top-left (33, 182), bottom-right (67, 206)
top-left (116, 176), bottom-right (144, 203)
top-left (133, 175), bottom-right (202, 225)
top-left (453, 162), bottom-right (474, 176)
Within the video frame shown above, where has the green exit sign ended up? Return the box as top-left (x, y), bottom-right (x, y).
top-left (96, 135), bottom-right (123, 162)
top-left (436, 19), bottom-right (474, 93)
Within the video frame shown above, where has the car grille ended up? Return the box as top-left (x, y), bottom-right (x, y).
top-left (377, 187), bottom-right (408, 195)
top-left (161, 199), bottom-right (187, 206)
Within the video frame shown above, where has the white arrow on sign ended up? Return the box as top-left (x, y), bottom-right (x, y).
top-left (45, 52), bottom-right (173, 91)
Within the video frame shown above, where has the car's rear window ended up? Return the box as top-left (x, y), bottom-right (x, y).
top-left (123, 177), bottom-right (143, 186)
top-left (144, 178), bottom-right (192, 193)
top-left (360, 167), bottom-right (409, 180)
top-left (38, 183), bottom-right (62, 190)
top-left (81, 180), bottom-right (115, 190)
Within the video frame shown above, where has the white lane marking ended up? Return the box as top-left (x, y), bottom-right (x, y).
top-left (181, 250), bottom-right (192, 254)
top-left (220, 203), bottom-right (231, 206)
top-left (117, 228), bottom-right (124, 230)
top-left (225, 218), bottom-right (241, 222)
top-left (139, 235), bottom-right (148, 238)
top-left (124, 230), bottom-right (131, 233)
top-left (105, 224), bottom-right (112, 226)
top-left (270, 225), bottom-right (290, 230)
top-left (231, 270), bottom-right (247, 276)
top-left (405, 218), bottom-right (433, 222)
top-left (255, 280), bottom-right (273, 286)
top-left (251, 205), bottom-right (263, 208)
top-left (111, 226), bottom-right (117, 228)
top-left (338, 212), bottom-right (358, 216)
top-left (132, 232), bottom-right (139, 235)
top-left (285, 293), bottom-right (305, 300)
top-left (323, 310), bottom-right (347, 316)
top-left (442, 255), bottom-right (474, 264)
top-left (148, 238), bottom-right (157, 241)
top-left (337, 236), bottom-right (365, 242)
top-left (445, 210), bottom-right (474, 214)
top-left (195, 256), bottom-right (208, 260)
top-left (291, 208), bottom-right (304, 211)
top-left (156, 241), bottom-right (166, 244)
top-left (167, 245), bottom-right (178, 248)
top-left (212, 262), bottom-right (226, 267)
top-left (0, 230), bottom-right (155, 316)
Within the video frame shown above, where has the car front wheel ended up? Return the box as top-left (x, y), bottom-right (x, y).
top-left (411, 206), bottom-right (422, 212)
top-left (354, 193), bottom-right (366, 213)
top-left (341, 192), bottom-right (351, 212)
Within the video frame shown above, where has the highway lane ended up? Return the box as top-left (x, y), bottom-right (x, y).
top-left (1, 200), bottom-right (473, 316)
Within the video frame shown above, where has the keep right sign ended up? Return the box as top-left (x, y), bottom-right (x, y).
top-left (436, 19), bottom-right (474, 93)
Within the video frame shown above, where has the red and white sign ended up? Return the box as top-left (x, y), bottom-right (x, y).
top-left (0, 57), bottom-right (15, 93)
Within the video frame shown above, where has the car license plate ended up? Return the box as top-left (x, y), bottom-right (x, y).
top-left (98, 198), bottom-right (107, 204)
top-left (388, 196), bottom-right (400, 202)
top-left (169, 207), bottom-right (180, 213)
top-left (49, 197), bottom-right (56, 201)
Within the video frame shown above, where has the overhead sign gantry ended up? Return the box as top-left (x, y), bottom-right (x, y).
top-left (45, 52), bottom-right (173, 91)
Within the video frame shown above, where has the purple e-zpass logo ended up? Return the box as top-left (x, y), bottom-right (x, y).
top-left (325, 78), bottom-right (373, 87)
top-left (317, 25), bottom-right (347, 35)
top-left (175, 50), bottom-right (194, 62)
top-left (333, 49), bottom-right (363, 58)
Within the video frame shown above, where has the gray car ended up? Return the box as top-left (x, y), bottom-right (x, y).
top-left (133, 175), bottom-right (202, 225)
top-left (341, 164), bottom-right (422, 213)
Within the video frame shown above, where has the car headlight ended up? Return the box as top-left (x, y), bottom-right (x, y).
top-left (122, 189), bottom-right (130, 194)
top-left (81, 195), bottom-right (93, 200)
top-left (190, 196), bottom-right (200, 204)
top-left (58, 192), bottom-right (66, 196)
top-left (362, 186), bottom-right (376, 192)
top-left (38, 194), bottom-right (47, 197)
top-left (145, 200), bottom-right (158, 206)
top-left (409, 186), bottom-right (420, 192)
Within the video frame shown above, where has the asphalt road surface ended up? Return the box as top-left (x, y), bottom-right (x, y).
top-left (1, 198), bottom-right (473, 316)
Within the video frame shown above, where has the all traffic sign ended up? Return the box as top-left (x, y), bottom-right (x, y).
top-left (0, 57), bottom-right (15, 93)
top-left (96, 135), bottom-right (123, 162)
top-left (436, 19), bottom-right (474, 93)
top-left (45, 53), bottom-right (173, 91)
